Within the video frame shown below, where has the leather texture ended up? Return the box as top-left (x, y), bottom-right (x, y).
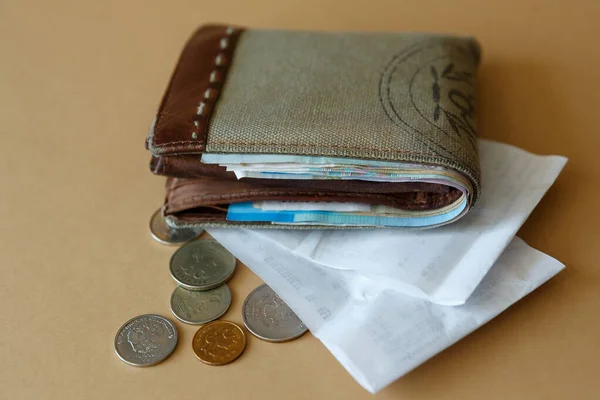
top-left (146, 24), bottom-right (481, 228)
top-left (146, 24), bottom-right (244, 155)
top-left (164, 177), bottom-right (462, 227)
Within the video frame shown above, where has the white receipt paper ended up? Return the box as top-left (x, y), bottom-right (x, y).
top-left (206, 140), bottom-right (568, 393)
top-left (250, 140), bottom-right (567, 305)
top-left (209, 229), bottom-right (564, 393)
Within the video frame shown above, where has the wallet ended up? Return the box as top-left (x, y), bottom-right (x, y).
top-left (146, 24), bottom-right (481, 229)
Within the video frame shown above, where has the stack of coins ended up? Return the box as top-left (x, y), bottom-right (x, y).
top-left (168, 237), bottom-right (248, 365)
top-left (114, 208), bottom-right (308, 367)
top-left (169, 239), bottom-right (236, 324)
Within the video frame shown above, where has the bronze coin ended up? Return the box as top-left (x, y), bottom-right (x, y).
top-left (192, 320), bottom-right (246, 365)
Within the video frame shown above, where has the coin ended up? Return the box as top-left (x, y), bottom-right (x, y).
top-left (114, 314), bottom-right (178, 367)
top-left (170, 284), bottom-right (232, 325)
top-left (242, 284), bottom-right (308, 342)
top-left (192, 320), bottom-right (246, 365)
top-left (169, 240), bottom-right (236, 291)
top-left (149, 208), bottom-right (203, 245)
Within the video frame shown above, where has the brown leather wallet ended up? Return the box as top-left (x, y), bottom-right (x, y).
top-left (146, 24), bottom-right (481, 229)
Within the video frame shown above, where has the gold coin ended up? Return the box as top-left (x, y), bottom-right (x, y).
top-left (192, 320), bottom-right (246, 365)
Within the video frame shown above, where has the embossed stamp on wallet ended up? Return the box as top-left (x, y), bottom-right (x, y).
top-left (146, 24), bottom-right (481, 229)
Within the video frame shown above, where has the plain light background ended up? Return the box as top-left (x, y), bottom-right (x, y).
top-left (1, 1), bottom-right (599, 399)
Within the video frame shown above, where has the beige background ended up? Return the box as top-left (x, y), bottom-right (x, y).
top-left (1, 1), bottom-right (599, 399)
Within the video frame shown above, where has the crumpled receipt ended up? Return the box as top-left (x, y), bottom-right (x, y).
top-left (209, 229), bottom-right (564, 393)
top-left (205, 139), bottom-right (567, 393)
top-left (251, 140), bottom-right (567, 305)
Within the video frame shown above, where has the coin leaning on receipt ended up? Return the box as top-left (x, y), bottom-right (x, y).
top-left (242, 284), bottom-right (308, 342)
top-left (113, 209), bottom-right (310, 367)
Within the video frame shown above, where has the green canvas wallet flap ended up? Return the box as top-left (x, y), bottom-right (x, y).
top-left (147, 24), bottom-right (482, 205)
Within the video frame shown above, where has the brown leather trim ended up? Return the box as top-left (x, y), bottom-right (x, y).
top-left (163, 177), bottom-right (463, 215)
top-left (150, 155), bottom-right (233, 179)
top-left (147, 24), bottom-right (245, 156)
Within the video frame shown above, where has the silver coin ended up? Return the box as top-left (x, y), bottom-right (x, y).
top-left (242, 284), bottom-right (308, 342)
top-left (149, 208), bottom-right (203, 245)
top-left (114, 314), bottom-right (178, 367)
top-left (170, 284), bottom-right (232, 325)
top-left (169, 240), bottom-right (237, 290)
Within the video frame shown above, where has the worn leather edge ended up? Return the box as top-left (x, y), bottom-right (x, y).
top-left (163, 176), bottom-right (463, 214)
top-left (150, 155), bottom-right (234, 179)
top-left (147, 24), bottom-right (245, 156)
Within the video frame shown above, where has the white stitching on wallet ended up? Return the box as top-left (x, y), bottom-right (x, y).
top-left (197, 101), bottom-right (206, 115)
top-left (192, 27), bottom-right (236, 140)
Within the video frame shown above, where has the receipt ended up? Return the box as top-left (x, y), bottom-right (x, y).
top-left (208, 228), bottom-right (565, 393)
top-left (205, 140), bottom-right (567, 392)
top-left (253, 140), bottom-right (567, 305)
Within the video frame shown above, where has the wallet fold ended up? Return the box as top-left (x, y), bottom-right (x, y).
top-left (146, 24), bottom-right (482, 229)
